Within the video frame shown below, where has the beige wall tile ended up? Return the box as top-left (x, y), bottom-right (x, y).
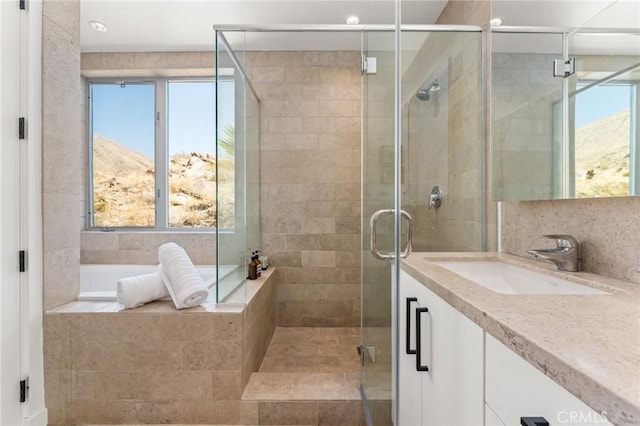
top-left (248, 51), bottom-right (362, 327)
top-left (70, 370), bottom-right (95, 400)
top-left (121, 400), bottom-right (181, 424)
top-left (259, 401), bottom-right (318, 425)
top-left (75, 340), bottom-right (183, 370)
top-left (42, 0), bottom-right (81, 311)
top-left (318, 401), bottom-right (363, 425)
top-left (302, 251), bottom-right (337, 267)
top-left (183, 341), bottom-right (242, 370)
top-left (66, 400), bottom-right (124, 425)
top-left (44, 248), bottom-right (80, 310)
top-left (175, 400), bottom-right (215, 424)
top-left (212, 370), bottom-right (243, 400)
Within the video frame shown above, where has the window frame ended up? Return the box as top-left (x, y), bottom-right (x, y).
top-left (87, 77), bottom-right (232, 232)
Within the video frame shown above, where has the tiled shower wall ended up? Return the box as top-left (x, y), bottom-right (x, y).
top-left (246, 51), bottom-right (362, 327)
top-left (42, 0), bottom-right (82, 310)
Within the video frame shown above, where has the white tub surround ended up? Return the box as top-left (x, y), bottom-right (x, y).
top-left (402, 252), bottom-right (640, 426)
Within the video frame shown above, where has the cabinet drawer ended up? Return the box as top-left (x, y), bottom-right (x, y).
top-left (485, 333), bottom-right (611, 426)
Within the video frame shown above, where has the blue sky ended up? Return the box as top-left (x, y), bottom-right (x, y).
top-left (575, 84), bottom-right (630, 128)
top-left (91, 80), bottom-right (235, 158)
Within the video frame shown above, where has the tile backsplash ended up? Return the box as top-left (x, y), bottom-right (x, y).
top-left (501, 197), bottom-right (640, 283)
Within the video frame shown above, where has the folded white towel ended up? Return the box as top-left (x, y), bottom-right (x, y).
top-left (158, 242), bottom-right (209, 309)
top-left (116, 270), bottom-right (169, 309)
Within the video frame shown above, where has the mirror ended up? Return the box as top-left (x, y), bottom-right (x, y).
top-left (491, 0), bottom-right (640, 201)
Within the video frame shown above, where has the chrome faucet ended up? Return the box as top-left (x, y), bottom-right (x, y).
top-left (527, 234), bottom-right (580, 272)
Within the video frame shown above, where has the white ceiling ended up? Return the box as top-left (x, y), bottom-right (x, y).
top-left (80, 0), bottom-right (447, 52)
top-left (80, 0), bottom-right (639, 54)
top-left (492, 0), bottom-right (639, 55)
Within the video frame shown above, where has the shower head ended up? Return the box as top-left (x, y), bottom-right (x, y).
top-left (415, 79), bottom-right (440, 101)
top-left (415, 89), bottom-right (431, 101)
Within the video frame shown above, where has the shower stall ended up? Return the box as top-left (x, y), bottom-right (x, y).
top-left (215, 23), bottom-right (484, 425)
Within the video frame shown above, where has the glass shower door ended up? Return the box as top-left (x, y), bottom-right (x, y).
top-left (360, 27), bottom-right (484, 425)
top-left (360, 31), bottom-right (396, 426)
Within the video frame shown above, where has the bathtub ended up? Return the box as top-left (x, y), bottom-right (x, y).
top-left (78, 264), bottom-right (239, 302)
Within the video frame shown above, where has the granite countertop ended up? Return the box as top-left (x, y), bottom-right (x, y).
top-left (401, 252), bottom-right (640, 426)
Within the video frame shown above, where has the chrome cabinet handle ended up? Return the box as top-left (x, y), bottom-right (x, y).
top-left (369, 209), bottom-right (413, 260)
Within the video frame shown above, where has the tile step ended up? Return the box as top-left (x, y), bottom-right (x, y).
top-left (242, 372), bottom-right (360, 402)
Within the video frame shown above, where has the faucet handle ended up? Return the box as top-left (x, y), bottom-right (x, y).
top-left (543, 234), bottom-right (579, 248)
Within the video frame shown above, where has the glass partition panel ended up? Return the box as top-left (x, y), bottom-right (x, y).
top-left (403, 30), bottom-right (484, 252)
top-left (215, 30), bottom-right (261, 303)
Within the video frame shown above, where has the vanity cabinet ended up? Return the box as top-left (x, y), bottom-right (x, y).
top-left (399, 271), bottom-right (484, 426)
top-left (485, 333), bottom-right (612, 426)
top-left (400, 269), bottom-right (613, 426)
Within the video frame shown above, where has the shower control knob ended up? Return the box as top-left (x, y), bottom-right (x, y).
top-left (428, 186), bottom-right (442, 209)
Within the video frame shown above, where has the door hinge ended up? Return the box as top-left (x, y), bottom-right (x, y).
top-left (357, 344), bottom-right (376, 365)
top-left (19, 0), bottom-right (27, 10)
top-left (553, 57), bottom-right (576, 77)
top-left (18, 117), bottom-right (26, 140)
top-left (19, 378), bottom-right (29, 403)
top-left (19, 250), bottom-right (26, 272)
top-left (362, 56), bottom-right (377, 75)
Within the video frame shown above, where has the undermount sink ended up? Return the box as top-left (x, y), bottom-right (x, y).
top-left (435, 260), bottom-right (609, 295)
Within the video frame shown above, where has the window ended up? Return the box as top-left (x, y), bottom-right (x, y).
top-left (574, 81), bottom-right (638, 198)
top-left (88, 79), bottom-right (235, 229)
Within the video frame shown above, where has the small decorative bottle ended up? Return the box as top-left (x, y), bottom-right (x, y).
top-left (248, 254), bottom-right (258, 280)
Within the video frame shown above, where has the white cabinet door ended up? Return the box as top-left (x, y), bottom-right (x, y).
top-left (486, 333), bottom-right (612, 426)
top-left (398, 272), bottom-right (424, 426)
top-left (400, 271), bottom-right (484, 426)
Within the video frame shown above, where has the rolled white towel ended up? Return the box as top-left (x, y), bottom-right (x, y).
top-left (158, 242), bottom-right (209, 309)
top-left (116, 270), bottom-right (169, 309)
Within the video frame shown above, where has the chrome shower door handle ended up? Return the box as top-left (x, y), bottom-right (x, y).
top-left (370, 209), bottom-right (394, 260)
top-left (369, 209), bottom-right (413, 260)
top-left (400, 209), bottom-right (413, 259)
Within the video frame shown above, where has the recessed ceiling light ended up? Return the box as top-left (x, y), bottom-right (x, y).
top-left (89, 20), bottom-right (108, 32)
top-left (346, 15), bottom-right (360, 25)
top-left (490, 17), bottom-right (504, 27)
